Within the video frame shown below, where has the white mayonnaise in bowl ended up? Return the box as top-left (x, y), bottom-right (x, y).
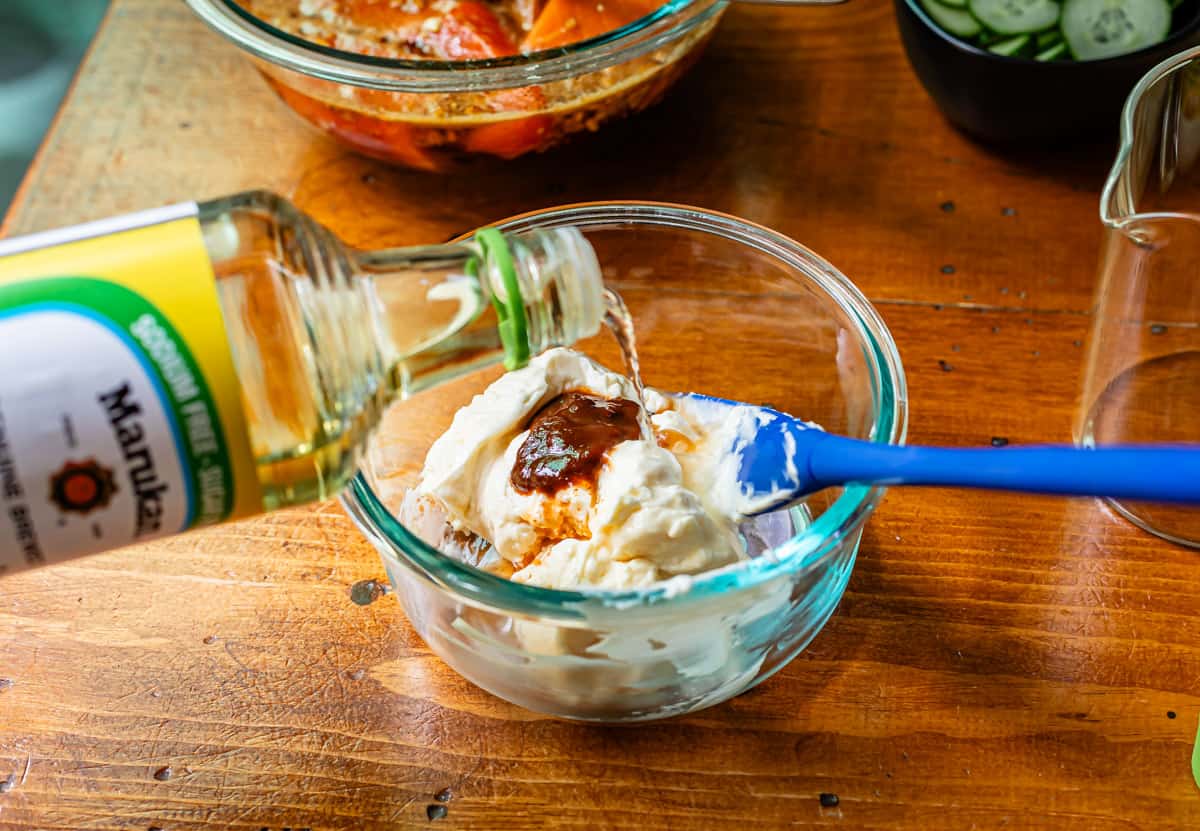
top-left (341, 203), bottom-right (907, 722)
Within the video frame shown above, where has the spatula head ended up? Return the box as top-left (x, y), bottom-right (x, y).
top-left (670, 393), bottom-right (820, 517)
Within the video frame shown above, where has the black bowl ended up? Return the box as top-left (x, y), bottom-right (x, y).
top-left (895, 0), bottom-right (1200, 142)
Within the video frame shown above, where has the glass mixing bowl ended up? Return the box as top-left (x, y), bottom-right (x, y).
top-left (341, 203), bottom-right (908, 721)
top-left (184, 0), bottom-right (727, 171)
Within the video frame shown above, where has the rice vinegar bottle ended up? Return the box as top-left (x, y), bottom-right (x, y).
top-left (0, 190), bottom-right (604, 573)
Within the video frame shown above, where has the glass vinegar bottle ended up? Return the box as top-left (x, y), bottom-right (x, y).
top-left (0, 190), bottom-right (604, 571)
top-left (201, 191), bottom-right (602, 508)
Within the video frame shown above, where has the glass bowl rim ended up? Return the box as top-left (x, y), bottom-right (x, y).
top-left (341, 201), bottom-right (909, 619)
top-left (183, 0), bottom-right (728, 92)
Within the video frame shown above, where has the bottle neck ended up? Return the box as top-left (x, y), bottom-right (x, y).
top-left (199, 190), bottom-right (604, 396)
top-left (195, 190), bottom-right (603, 506)
top-left (350, 226), bottom-right (604, 398)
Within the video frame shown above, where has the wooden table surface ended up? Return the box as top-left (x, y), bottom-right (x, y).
top-left (3, 0), bottom-right (1199, 828)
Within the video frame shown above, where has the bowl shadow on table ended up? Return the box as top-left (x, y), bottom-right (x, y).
top-left (959, 130), bottom-right (1120, 200)
top-left (898, 50), bottom-right (1155, 194)
top-left (719, 523), bottom-right (1059, 715)
top-left (521, 527), bottom-right (1063, 806)
top-left (774, 495), bottom-right (1160, 727)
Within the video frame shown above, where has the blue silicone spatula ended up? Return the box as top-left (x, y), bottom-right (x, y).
top-left (675, 394), bottom-right (1200, 517)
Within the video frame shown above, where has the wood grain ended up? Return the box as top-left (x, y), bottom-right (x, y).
top-left (2, 0), bottom-right (1198, 828)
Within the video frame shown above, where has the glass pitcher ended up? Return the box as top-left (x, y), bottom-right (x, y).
top-left (1079, 45), bottom-right (1200, 547)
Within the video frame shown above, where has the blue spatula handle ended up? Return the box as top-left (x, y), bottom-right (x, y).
top-left (807, 433), bottom-right (1200, 504)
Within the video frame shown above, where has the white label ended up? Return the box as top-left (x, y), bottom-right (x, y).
top-left (0, 309), bottom-right (189, 572)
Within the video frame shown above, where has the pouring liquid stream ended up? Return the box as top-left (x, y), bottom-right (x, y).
top-left (602, 288), bottom-right (654, 440)
top-left (601, 287), bottom-right (811, 553)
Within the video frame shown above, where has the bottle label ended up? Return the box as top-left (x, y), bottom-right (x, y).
top-left (0, 204), bottom-right (261, 572)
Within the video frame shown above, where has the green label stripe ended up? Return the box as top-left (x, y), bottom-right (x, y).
top-left (0, 277), bottom-right (234, 527)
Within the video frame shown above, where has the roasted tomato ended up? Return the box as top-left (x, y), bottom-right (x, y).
top-left (332, 0), bottom-right (429, 29)
top-left (522, 0), bottom-right (664, 51)
top-left (268, 80), bottom-right (443, 171)
top-left (420, 1), bottom-right (554, 157)
top-left (422, 0), bottom-right (522, 59)
top-left (462, 113), bottom-right (554, 158)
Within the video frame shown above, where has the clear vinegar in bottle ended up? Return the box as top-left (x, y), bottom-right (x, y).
top-left (0, 190), bottom-right (604, 572)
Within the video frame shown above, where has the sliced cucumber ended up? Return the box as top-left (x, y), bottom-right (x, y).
top-left (921, 0), bottom-right (984, 36)
top-left (1062, 0), bottom-right (1172, 59)
top-left (969, 0), bottom-right (1061, 34)
top-left (939, 0), bottom-right (970, 7)
top-left (1035, 27), bottom-right (1064, 47)
top-left (1036, 40), bottom-right (1070, 58)
top-left (989, 33), bottom-right (1034, 54)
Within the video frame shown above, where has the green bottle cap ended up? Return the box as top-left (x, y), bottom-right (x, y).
top-left (473, 227), bottom-right (531, 371)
